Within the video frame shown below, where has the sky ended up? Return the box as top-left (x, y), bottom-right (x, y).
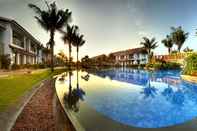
top-left (0, 0), bottom-right (197, 60)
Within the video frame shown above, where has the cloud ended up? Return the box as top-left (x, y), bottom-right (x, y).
top-left (138, 31), bottom-right (148, 36)
top-left (127, 0), bottom-right (146, 29)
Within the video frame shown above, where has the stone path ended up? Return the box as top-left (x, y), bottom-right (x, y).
top-left (11, 79), bottom-right (75, 131)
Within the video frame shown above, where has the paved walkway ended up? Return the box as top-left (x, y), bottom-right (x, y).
top-left (11, 79), bottom-right (75, 131)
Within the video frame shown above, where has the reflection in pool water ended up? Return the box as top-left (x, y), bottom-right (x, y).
top-left (56, 68), bottom-right (197, 128)
top-left (63, 71), bottom-right (86, 112)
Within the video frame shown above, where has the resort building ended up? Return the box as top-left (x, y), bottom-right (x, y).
top-left (109, 47), bottom-right (148, 66)
top-left (0, 17), bottom-right (44, 65)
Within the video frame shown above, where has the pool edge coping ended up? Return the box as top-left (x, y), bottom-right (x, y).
top-left (54, 76), bottom-right (86, 131)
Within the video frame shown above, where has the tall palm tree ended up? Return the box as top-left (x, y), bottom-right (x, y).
top-left (140, 37), bottom-right (158, 63)
top-left (183, 46), bottom-right (193, 52)
top-left (58, 50), bottom-right (68, 63)
top-left (28, 1), bottom-right (72, 71)
top-left (42, 47), bottom-right (51, 64)
top-left (171, 26), bottom-right (189, 52)
top-left (73, 34), bottom-right (85, 67)
top-left (60, 25), bottom-right (79, 68)
top-left (162, 35), bottom-right (173, 54)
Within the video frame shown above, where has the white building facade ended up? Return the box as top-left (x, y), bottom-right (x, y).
top-left (0, 17), bottom-right (44, 65)
top-left (110, 47), bottom-right (148, 66)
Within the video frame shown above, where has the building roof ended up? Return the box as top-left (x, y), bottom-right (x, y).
top-left (110, 47), bottom-right (147, 56)
top-left (91, 54), bottom-right (106, 59)
top-left (0, 16), bottom-right (42, 46)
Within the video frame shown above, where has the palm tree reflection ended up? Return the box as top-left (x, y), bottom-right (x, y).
top-left (81, 73), bottom-right (90, 81)
top-left (141, 79), bottom-right (158, 99)
top-left (162, 85), bottom-right (185, 105)
top-left (141, 73), bottom-right (158, 99)
top-left (64, 70), bottom-right (85, 112)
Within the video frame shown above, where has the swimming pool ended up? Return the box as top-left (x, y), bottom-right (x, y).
top-left (55, 68), bottom-right (197, 130)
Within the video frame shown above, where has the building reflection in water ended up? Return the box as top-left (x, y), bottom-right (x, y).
top-left (64, 70), bottom-right (86, 112)
top-left (89, 68), bottom-right (181, 86)
top-left (89, 68), bottom-right (185, 105)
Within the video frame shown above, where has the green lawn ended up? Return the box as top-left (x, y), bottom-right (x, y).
top-left (0, 68), bottom-right (66, 111)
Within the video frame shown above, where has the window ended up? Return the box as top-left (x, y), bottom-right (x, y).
top-left (13, 31), bottom-right (24, 48)
top-left (120, 55), bottom-right (124, 59)
top-left (129, 54), bottom-right (133, 59)
top-left (30, 43), bottom-right (36, 52)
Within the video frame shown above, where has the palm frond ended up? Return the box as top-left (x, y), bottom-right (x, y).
top-left (28, 4), bottom-right (42, 15)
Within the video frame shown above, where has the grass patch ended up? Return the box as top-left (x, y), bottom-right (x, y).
top-left (0, 68), bottom-right (66, 111)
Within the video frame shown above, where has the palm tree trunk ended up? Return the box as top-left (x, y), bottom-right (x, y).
top-left (77, 46), bottom-right (79, 68)
top-left (178, 46), bottom-right (181, 52)
top-left (148, 49), bottom-right (151, 63)
top-left (50, 30), bottom-right (55, 72)
top-left (76, 46), bottom-right (79, 89)
top-left (178, 42), bottom-right (182, 52)
top-left (168, 48), bottom-right (171, 55)
top-left (77, 68), bottom-right (79, 89)
top-left (68, 43), bottom-right (72, 69)
top-left (69, 71), bottom-right (72, 91)
top-left (51, 45), bottom-right (54, 72)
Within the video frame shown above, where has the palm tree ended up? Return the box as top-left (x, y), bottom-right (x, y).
top-left (60, 25), bottom-right (79, 68)
top-left (183, 46), bottom-right (193, 53)
top-left (58, 50), bottom-right (68, 63)
top-left (73, 33), bottom-right (85, 67)
top-left (161, 35), bottom-right (173, 54)
top-left (171, 26), bottom-right (189, 52)
top-left (28, 1), bottom-right (72, 71)
top-left (42, 47), bottom-right (51, 64)
top-left (140, 37), bottom-right (158, 63)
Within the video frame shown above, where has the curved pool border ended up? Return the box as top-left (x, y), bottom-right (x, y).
top-left (181, 75), bottom-right (197, 84)
top-left (55, 72), bottom-right (197, 131)
top-left (54, 78), bottom-right (85, 131)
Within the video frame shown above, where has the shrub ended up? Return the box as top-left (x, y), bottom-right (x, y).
top-left (146, 62), bottom-right (181, 70)
top-left (183, 53), bottom-right (197, 75)
top-left (0, 54), bottom-right (11, 69)
top-left (11, 64), bottom-right (20, 70)
top-left (38, 63), bottom-right (46, 68)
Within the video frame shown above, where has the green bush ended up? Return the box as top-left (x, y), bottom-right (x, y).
top-left (11, 64), bottom-right (21, 70)
top-left (11, 63), bottom-right (47, 70)
top-left (38, 63), bottom-right (47, 68)
top-left (183, 53), bottom-right (197, 75)
top-left (146, 62), bottom-right (181, 70)
top-left (146, 63), bottom-right (154, 68)
top-left (0, 54), bottom-right (11, 69)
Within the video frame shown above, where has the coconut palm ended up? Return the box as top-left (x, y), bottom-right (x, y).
top-left (42, 47), bottom-right (51, 64)
top-left (28, 1), bottom-right (72, 71)
top-left (171, 26), bottom-right (189, 52)
top-left (183, 46), bottom-right (193, 53)
top-left (58, 50), bottom-right (68, 63)
top-left (60, 25), bottom-right (79, 68)
top-left (73, 34), bottom-right (85, 67)
top-left (140, 37), bottom-right (158, 63)
top-left (161, 35), bottom-right (173, 54)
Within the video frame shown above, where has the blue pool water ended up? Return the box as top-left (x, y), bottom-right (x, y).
top-left (56, 68), bottom-right (197, 128)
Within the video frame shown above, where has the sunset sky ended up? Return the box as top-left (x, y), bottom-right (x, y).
top-left (0, 0), bottom-right (197, 60)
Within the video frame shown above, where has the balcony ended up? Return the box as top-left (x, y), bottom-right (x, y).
top-left (13, 37), bottom-right (24, 49)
